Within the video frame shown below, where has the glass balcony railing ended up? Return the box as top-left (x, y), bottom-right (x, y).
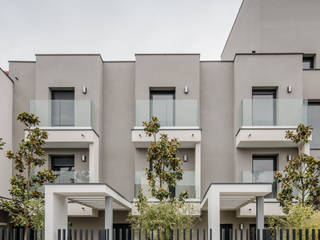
top-left (53, 170), bottom-right (90, 184)
top-left (241, 171), bottom-right (279, 198)
top-left (134, 170), bottom-right (196, 199)
top-left (29, 100), bottom-right (96, 130)
top-left (135, 99), bottom-right (199, 127)
top-left (239, 99), bottom-right (308, 128)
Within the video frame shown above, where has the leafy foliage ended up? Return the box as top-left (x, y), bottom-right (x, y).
top-left (128, 117), bottom-right (197, 232)
top-left (143, 117), bottom-right (188, 202)
top-left (275, 124), bottom-right (320, 213)
top-left (130, 191), bottom-right (195, 231)
top-left (0, 137), bottom-right (5, 150)
top-left (0, 112), bottom-right (56, 239)
top-left (268, 203), bottom-right (320, 233)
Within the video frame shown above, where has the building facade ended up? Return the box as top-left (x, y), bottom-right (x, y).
top-left (0, 0), bottom-right (320, 239)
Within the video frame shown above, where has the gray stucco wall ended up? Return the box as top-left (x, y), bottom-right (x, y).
top-left (135, 54), bottom-right (200, 100)
top-left (34, 55), bottom-right (104, 135)
top-left (222, 0), bottom-right (320, 67)
top-left (9, 61), bottom-right (36, 155)
top-left (200, 62), bottom-right (234, 195)
top-left (0, 70), bottom-right (13, 198)
top-left (102, 62), bottom-right (135, 199)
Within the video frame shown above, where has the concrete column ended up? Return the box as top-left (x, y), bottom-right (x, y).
top-left (256, 196), bottom-right (264, 239)
top-left (208, 188), bottom-right (220, 240)
top-left (195, 143), bottom-right (201, 199)
top-left (105, 197), bottom-right (113, 239)
top-left (45, 189), bottom-right (68, 240)
top-left (301, 142), bottom-right (310, 155)
top-left (89, 141), bottom-right (100, 183)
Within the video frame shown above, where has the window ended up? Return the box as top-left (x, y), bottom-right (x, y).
top-left (252, 155), bottom-right (277, 198)
top-left (303, 55), bottom-right (315, 69)
top-left (51, 155), bottom-right (75, 183)
top-left (150, 89), bottom-right (175, 126)
top-left (51, 155), bottom-right (75, 171)
top-left (252, 88), bottom-right (276, 126)
top-left (51, 89), bottom-right (75, 126)
top-left (308, 102), bottom-right (320, 148)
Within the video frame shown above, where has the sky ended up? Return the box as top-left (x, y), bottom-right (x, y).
top-left (0, 0), bottom-right (242, 70)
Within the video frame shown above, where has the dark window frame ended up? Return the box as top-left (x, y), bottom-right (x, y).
top-left (149, 88), bottom-right (176, 126)
top-left (252, 88), bottom-right (277, 126)
top-left (50, 155), bottom-right (75, 171)
top-left (308, 101), bottom-right (320, 149)
top-left (252, 155), bottom-right (278, 198)
top-left (50, 89), bottom-right (75, 127)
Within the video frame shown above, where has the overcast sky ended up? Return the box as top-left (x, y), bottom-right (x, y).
top-left (0, 0), bottom-right (242, 70)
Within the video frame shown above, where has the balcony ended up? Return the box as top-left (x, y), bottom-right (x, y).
top-left (29, 100), bottom-right (100, 182)
top-left (238, 171), bottom-right (285, 217)
top-left (29, 100), bottom-right (96, 130)
top-left (241, 171), bottom-right (278, 198)
top-left (236, 99), bottom-right (308, 148)
top-left (134, 170), bottom-right (197, 199)
top-left (53, 170), bottom-right (90, 184)
top-left (132, 99), bottom-right (201, 148)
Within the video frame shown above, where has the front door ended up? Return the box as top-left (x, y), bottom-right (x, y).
top-left (113, 224), bottom-right (131, 240)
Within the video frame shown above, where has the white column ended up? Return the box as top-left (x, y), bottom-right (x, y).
top-left (208, 188), bottom-right (220, 240)
top-left (256, 196), bottom-right (264, 239)
top-left (195, 143), bottom-right (201, 199)
top-left (89, 141), bottom-right (100, 183)
top-left (105, 197), bottom-right (113, 239)
top-left (45, 188), bottom-right (68, 240)
top-left (301, 142), bottom-right (310, 155)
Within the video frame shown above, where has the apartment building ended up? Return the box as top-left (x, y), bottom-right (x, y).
top-left (0, 0), bottom-right (320, 239)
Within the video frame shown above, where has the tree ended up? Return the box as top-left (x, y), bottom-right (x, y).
top-left (268, 203), bottom-right (320, 235)
top-left (128, 117), bottom-right (197, 232)
top-left (143, 117), bottom-right (188, 202)
top-left (274, 124), bottom-right (320, 213)
top-left (0, 112), bottom-right (56, 240)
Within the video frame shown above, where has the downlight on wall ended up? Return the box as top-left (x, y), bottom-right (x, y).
top-left (82, 86), bottom-right (87, 95)
top-left (287, 85), bottom-right (292, 93)
top-left (184, 86), bottom-right (189, 94)
top-left (81, 155), bottom-right (87, 162)
top-left (183, 154), bottom-right (188, 162)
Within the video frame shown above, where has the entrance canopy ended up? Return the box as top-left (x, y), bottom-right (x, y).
top-left (201, 183), bottom-right (272, 240)
top-left (45, 183), bottom-right (132, 240)
top-left (201, 183), bottom-right (272, 211)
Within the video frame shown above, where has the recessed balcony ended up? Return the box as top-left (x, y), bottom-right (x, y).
top-left (132, 99), bottom-right (201, 147)
top-left (134, 170), bottom-right (198, 199)
top-left (236, 99), bottom-right (308, 148)
top-left (53, 170), bottom-right (90, 184)
top-left (29, 100), bottom-right (100, 183)
top-left (30, 100), bottom-right (96, 130)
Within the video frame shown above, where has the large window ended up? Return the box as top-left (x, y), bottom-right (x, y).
top-left (252, 88), bottom-right (276, 126)
top-left (150, 89), bottom-right (175, 126)
top-left (252, 155), bottom-right (277, 198)
top-left (51, 89), bottom-right (75, 126)
top-left (308, 102), bottom-right (320, 148)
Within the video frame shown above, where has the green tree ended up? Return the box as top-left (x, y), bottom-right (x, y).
top-left (128, 117), bottom-right (197, 232)
top-left (0, 113), bottom-right (56, 240)
top-left (143, 117), bottom-right (188, 202)
top-left (274, 124), bottom-right (320, 213)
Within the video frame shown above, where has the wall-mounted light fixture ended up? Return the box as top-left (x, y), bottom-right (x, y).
top-left (287, 85), bottom-right (292, 93)
top-left (82, 86), bottom-right (87, 95)
top-left (81, 154), bottom-right (87, 162)
top-left (183, 154), bottom-right (188, 162)
top-left (184, 86), bottom-right (189, 94)
top-left (287, 154), bottom-right (292, 162)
